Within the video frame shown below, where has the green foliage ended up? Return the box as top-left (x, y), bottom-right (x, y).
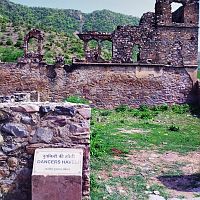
top-left (64, 95), bottom-right (89, 104)
top-left (90, 104), bottom-right (200, 199)
top-left (6, 38), bottom-right (13, 45)
top-left (198, 70), bottom-right (200, 79)
top-left (0, 0), bottom-right (139, 34)
top-left (14, 40), bottom-right (22, 48)
top-left (0, 0), bottom-right (140, 64)
top-left (115, 105), bottom-right (129, 112)
top-left (83, 9), bottom-right (139, 32)
top-left (171, 104), bottom-right (190, 114)
top-left (168, 124), bottom-right (180, 132)
top-left (0, 46), bottom-right (23, 62)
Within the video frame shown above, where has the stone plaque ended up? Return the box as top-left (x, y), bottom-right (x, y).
top-left (32, 148), bottom-right (83, 200)
top-left (32, 148), bottom-right (83, 176)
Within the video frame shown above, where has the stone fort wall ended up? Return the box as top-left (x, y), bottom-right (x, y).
top-left (0, 63), bottom-right (198, 108)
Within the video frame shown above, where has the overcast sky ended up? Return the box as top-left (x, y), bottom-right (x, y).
top-left (10, 0), bottom-right (156, 17)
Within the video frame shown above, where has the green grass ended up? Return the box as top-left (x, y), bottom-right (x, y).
top-left (198, 70), bottom-right (200, 79)
top-left (90, 104), bottom-right (200, 199)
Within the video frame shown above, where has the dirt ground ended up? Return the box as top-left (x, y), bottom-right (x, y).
top-left (99, 150), bottom-right (200, 199)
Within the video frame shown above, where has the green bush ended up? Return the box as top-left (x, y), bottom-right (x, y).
top-left (139, 105), bottom-right (149, 112)
top-left (168, 124), bottom-right (180, 132)
top-left (14, 40), bottom-right (23, 48)
top-left (171, 104), bottom-right (190, 114)
top-left (115, 105), bottom-right (129, 112)
top-left (0, 47), bottom-right (23, 62)
top-left (100, 110), bottom-right (111, 116)
top-left (152, 104), bottom-right (169, 112)
top-left (64, 95), bottom-right (89, 104)
top-left (6, 38), bottom-right (13, 45)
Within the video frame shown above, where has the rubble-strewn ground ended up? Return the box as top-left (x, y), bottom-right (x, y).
top-left (90, 105), bottom-right (200, 200)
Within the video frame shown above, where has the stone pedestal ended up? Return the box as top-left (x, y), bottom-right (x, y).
top-left (0, 102), bottom-right (90, 200)
top-left (32, 148), bottom-right (83, 200)
top-left (32, 176), bottom-right (82, 200)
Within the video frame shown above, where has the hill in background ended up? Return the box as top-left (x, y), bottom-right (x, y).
top-left (0, 0), bottom-right (139, 64)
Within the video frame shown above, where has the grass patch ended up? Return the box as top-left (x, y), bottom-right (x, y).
top-left (90, 104), bottom-right (200, 199)
top-left (64, 95), bottom-right (90, 104)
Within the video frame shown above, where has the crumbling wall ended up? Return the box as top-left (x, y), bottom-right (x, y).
top-left (0, 102), bottom-right (91, 200)
top-left (77, 0), bottom-right (199, 66)
top-left (0, 63), bottom-right (197, 108)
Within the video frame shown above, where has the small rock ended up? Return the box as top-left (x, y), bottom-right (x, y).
top-left (39, 106), bottom-right (52, 116)
top-left (7, 157), bottom-right (18, 170)
top-left (105, 185), bottom-right (112, 194)
top-left (168, 198), bottom-right (183, 200)
top-left (153, 191), bottom-right (160, 195)
top-left (2, 144), bottom-right (18, 153)
top-left (54, 106), bottom-right (76, 117)
top-left (119, 189), bottom-right (126, 195)
top-left (21, 115), bottom-right (34, 125)
top-left (0, 150), bottom-right (7, 161)
top-left (19, 105), bottom-right (39, 113)
top-left (0, 110), bottom-right (11, 122)
top-left (0, 166), bottom-right (10, 178)
top-left (77, 108), bottom-right (91, 119)
top-left (53, 118), bottom-right (67, 127)
top-left (69, 124), bottom-right (77, 133)
top-left (1, 123), bottom-right (29, 137)
top-left (145, 191), bottom-right (152, 194)
top-left (32, 128), bottom-right (54, 143)
top-left (0, 134), bottom-right (4, 146)
top-left (149, 194), bottom-right (165, 200)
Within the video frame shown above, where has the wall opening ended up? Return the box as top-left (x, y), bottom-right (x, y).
top-left (87, 40), bottom-right (100, 62)
top-left (132, 45), bottom-right (140, 63)
top-left (28, 38), bottom-right (39, 53)
top-left (171, 2), bottom-right (184, 23)
top-left (101, 40), bottom-right (112, 61)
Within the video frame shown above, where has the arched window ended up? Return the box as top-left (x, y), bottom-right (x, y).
top-left (171, 2), bottom-right (184, 23)
top-left (132, 45), bottom-right (140, 63)
top-left (101, 40), bottom-right (112, 61)
top-left (28, 38), bottom-right (39, 53)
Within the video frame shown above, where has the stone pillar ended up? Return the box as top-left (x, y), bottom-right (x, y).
top-left (0, 102), bottom-right (91, 200)
top-left (84, 41), bottom-right (88, 61)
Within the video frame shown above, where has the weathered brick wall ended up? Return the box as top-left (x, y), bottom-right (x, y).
top-left (0, 102), bottom-right (91, 200)
top-left (197, 80), bottom-right (200, 105)
top-left (0, 63), bottom-right (198, 108)
top-left (111, 0), bottom-right (199, 66)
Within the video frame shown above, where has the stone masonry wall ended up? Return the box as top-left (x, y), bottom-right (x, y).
top-left (0, 102), bottom-right (91, 200)
top-left (197, 80), bottom-right (200, 106)
top-left (0, 63), bottom-right (198, 108)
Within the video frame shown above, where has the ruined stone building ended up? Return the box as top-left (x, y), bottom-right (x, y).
top-left (0, 0), bottom-right (199, 108)
top-left (78, 0), bottom-right (199, 67)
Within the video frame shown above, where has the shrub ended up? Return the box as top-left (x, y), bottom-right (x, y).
top-left (100, 110), bottom-right (111, 116)
top-left (6, 38), bottom-right (13, 45)
top-left (168, 124), bottom-right (180, 132)
top-left (64, 95), bottom-right (89, 104)
top-left (115, 105), bottom-right (129, 112)
top-left (139, 104), bottom-right (149, 112)
top-left (14, 40), bottom-right (23, 48)
top-left (152, 104), bottom-right (169, 112)
top-left (0, 47), bottom-right (23, 62)
top-left (171, 104), bottom-right (190, 114)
